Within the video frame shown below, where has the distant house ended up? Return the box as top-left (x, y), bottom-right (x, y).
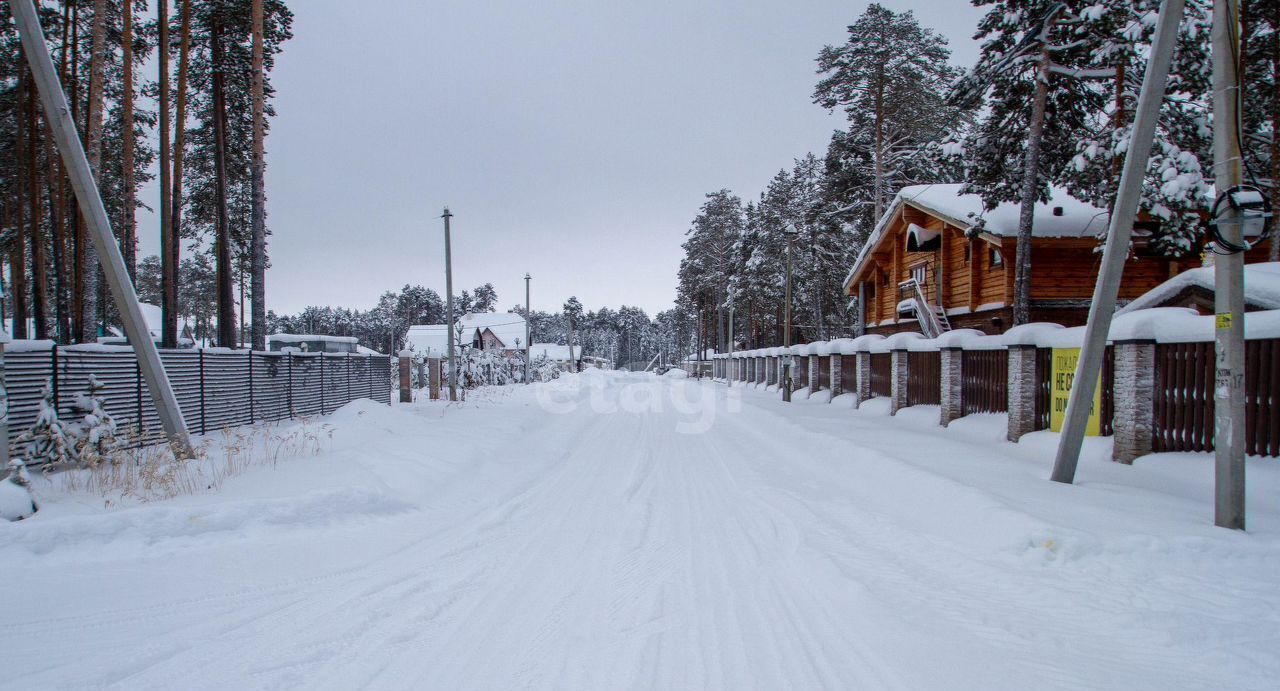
top-left (1116, 262), bottom-right (1280, 316)
top-left (266, 334), bottom-right (360, 354)
top-left (843, 183), bottom-right (1271, 336)
top-left (98, 303), bottom-right (195, 348)
top-left (526, 342), bottom-right (609, 371)
top-left (405, 312), bottom-right (528, 357)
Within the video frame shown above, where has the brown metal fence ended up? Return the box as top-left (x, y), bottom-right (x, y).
top-left (1153, 342), bottom-right (1215, 453)
top-left (840, 354), bottom-right (857, 394)
top-left (961, 349), bottom-right (1007, 415)
top-left (906, 351), bottom-right (940, 406)
top-left (818, 356), bottom-right (830, 390)
top-left (1246, 339), bottom-right (1280, 456)
top-left (1152, 339), bottom-right (1280, 456)
top-left (1100, 346), bottom-right (1115, 436)
top-left (869, 353), bottom-right (892, 398)
top-left (795, 356), bottom-right (809, 389)
top-left (1034, 348), bottom-right (1052, 430)
top-left (5, 345), bottom-right (392, 454)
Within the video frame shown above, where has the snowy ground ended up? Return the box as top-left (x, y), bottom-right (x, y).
top-left (2, 370), bottom-right (1279, 689)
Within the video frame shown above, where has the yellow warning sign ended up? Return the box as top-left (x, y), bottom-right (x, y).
top-left (1216, 313), bottom-right (1233, 330)
top-left (1050, 348), bottom-right (1101, 436)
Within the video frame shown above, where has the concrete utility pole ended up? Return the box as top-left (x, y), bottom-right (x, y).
top-left (524, 273), bottom-right (532, 384)
top-left (443, 208), bottom-right (457, 402)
top-left (10, 0), bottom-right (194, 458)
top-left (783, 224), bottom-right (798, 402)
top-left (1050, 0), bottom-right (1184, 485)
top-left (1211, 0), bottom-right (1246, 530)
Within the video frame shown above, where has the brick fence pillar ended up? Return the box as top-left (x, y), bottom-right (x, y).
top-left (940, 347), bottom-right (963, 427)
top-left (398, 352), bottom-right (413, 403)
top-left (428, 357), bottom-right (441, 400)
top-left (1006, 345), bottom-right (1037, 442)
top-left (808, 354), bottom-right (820, 393)
top-left (1112, 339), bottom-right (1156, 464)
top-left (855, 352), bottom-right (871, 407)
top-left (830, 354), bottom-right (842, 398)
top-left (890, 349), bottom-right (909, 415)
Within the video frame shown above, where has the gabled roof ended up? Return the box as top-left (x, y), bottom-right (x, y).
top-left (1117, 262), bottom-right (1280, 315)
top-left (405, 312), bottom-right (528, 355)
top-left (845, 184), bottom-right (1111, 292)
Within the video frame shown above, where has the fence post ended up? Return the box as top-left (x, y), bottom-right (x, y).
top-left (399, 351), bottom-right (413, 402)
top-left (1112, 339), bottom-right (1156, 464)
top-left (855, 351), bottom-right (871, 408)
top-left (830, 354), bottom-right (842, 398)
top-left (50, 345), bottom-right (58, 411)
top-left (248, 351), bottom-right (255, 423)
top-left (198, 348), bottom-right (207, 435)
top-left (940, 347), bottom-right (963, 427)
top-left (808, 354), bottom-right (819, 393)
top-left (135, 358), bottom-right (143, 434)
top-left (1006, 345), bottom-right (1037, 442)
top-left (890, 349), bottom-right (909, 415)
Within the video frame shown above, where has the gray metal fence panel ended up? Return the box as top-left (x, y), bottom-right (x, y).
top-left (4, 346), bottom-right (392, 454)
top-left (203, 351), bottom-right (252, 432)
top-left (251, 352), bottom-right (290, 422)
top-left (289, 353), bottom-right (324, 417)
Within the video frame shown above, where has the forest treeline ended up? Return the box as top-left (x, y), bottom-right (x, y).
top-left (677, 0), bottom-right (1278, 357)
top-left (0, 0), bottom-right (291, 348)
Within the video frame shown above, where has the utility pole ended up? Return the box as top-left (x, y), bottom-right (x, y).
top-left (1050, 0), bottom-right (1184, 484)
top-left (11, 0), bottom-right (193, 457)
top-left (443, 208), bottom-right (456, 402)
top-left (524, 272), bottom-right (531, 384)
top-left (783, 224), bottom-right (798, 402)
top-left (1211, 0), bottom-right (1246, 530)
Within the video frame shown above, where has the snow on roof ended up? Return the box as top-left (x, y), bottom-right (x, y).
top-left (846, 183), bottom-right (1110, 291)
top-left (406, 312), bottom-right (528, 356)
top-left (1116, 262), bottom-right (1280, 315)
top-left (267, 334), bottom-right (359, 345)
top-left (529, 343), bottom-right (581, 361)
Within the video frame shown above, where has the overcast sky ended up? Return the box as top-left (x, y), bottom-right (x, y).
top-left (138, 1), bottom-right (987, 318)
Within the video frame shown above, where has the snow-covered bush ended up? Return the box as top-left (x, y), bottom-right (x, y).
top-left (1, 459), bottom-right (38, 521)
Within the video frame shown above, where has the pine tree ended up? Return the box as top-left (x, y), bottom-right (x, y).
top-left (952, 0), bottom-right (1109, 325)
top-left (814, 3), bottom-right (963, 221)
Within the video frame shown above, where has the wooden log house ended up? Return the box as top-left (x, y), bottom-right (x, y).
top-left (843, 184), bottom-right (1270, 336)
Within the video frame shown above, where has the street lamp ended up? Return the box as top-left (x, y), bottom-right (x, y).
top-left (442, 207), bottom-right (457, 401)
top-left (524, 272), bottom-right (532, 384)
top-left (782, 222), bottom-right (799, 403)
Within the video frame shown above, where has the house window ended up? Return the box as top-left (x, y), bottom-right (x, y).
top-left (867, 281), bottom-right (876, 299)
top-left (989, 247), bottom-right (1003, 268)
top-left (911, 265), bottom-right (927, 285)
top-left (963, 243), bottom-right (971, 264)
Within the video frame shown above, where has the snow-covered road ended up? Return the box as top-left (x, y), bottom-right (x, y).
top-left (3, 371), bottom-right (1279, 689)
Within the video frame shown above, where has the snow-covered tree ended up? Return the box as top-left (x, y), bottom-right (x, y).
top-left (952, 0), bottom-right (1111, 324)
top-left (14, 383), bottom-right (75, 468)
top-left (71, 375), bottom-right (119, 462)
top-left (1058, 0), bottom-right (1215, 258)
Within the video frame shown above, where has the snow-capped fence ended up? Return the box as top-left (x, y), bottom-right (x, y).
top-left (713, 307), bottom-right (1280, 462)
top-left (3, 342), bottom-right (393, 454)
